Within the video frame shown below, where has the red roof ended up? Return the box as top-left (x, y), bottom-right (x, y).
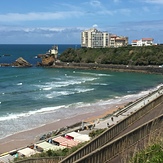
top-left (142, 38), bottom-right (153, 41)
top-left (53, 136), bottom-right (79, 148)
top-left (132, 40), bottom-right (138, 43)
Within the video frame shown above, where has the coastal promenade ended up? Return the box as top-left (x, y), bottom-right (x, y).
top-left (93, 85), bottom-right (163, 130)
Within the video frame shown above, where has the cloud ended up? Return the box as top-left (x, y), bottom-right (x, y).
top-left (0, 25), bottom-right (84, 44)
top-left (0, 11), bottom-right (84, 22)
top-left (90, 0), bottom-right (102, 7)
top-left (92, 24), bottom-right (98, 28)
top-left (144, 0), bottom-right (163, 4)
top-left (0, 26), bottom-right (84, 33)
top-left (142, 6), bottom-right (150, 12)
top-left (118, 19), bottom-right (163, 32)
top-left (113, 0), bottom-right (121, 3)
top-left (118, 9), bottom-right (131, 15)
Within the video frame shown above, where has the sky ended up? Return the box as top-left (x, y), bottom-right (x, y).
top-left (0, 0), bottom-right (163, 44)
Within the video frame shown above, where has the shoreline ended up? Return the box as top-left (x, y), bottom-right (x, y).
top-left (1, 61), bottom-right (163, 75)
top-left (50, 63), bottom-right (163, 75)
top-left (0, 100), bottom-right (129, 155)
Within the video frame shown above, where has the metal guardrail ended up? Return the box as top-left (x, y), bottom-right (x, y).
top-left (73, 114), bottom-right (163, 163)
top-left (60, 90), bottom-right (163, 163)
top-left (115, 86), bottom-right (163, 116)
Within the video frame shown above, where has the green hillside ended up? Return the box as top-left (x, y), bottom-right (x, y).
top-left (59, 45), bottom-right (163, 66)
top-left (129, 141), bottom-right (163, 163)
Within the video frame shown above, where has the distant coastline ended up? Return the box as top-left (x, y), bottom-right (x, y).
top-left (1, 58), bottom-right (163, 75)
top-left (50, 62), bottom-right (163, 75)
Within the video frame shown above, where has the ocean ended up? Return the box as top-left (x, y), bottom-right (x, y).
top-left (0, 44), bottom-right (163, 140)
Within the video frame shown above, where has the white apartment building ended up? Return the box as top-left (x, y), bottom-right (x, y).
top-left (81, 28), bottom-right (128, 48)
top-left (132, 38), bottom-right (154, 46)
top-left (81, 28), bottom-right (109, 48)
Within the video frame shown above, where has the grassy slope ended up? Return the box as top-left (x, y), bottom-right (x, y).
top-left (59, 45), bottom-right (163, 66)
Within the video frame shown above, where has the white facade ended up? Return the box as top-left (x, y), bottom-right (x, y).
top-left (132, 38), bottom-right (154, 46)
top-left (81, 28), bottom-right (110, 48)
top-left (46, 45), bottom-right (58, 59)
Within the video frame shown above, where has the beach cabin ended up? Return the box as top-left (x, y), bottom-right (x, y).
top-left (53, 136), bottom-right (79, 148)
top-left (17, 147), bottom-right (38, 157)
top-left (36, 142), bottom-right (65, 152)
top-left (65, 132), bottom-right (91, 142)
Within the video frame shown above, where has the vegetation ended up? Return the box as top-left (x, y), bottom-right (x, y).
top-left (14, 142), bottom-right (87, 162)
top-left (89, 128), bottom-right (106, 138)
top-left (38, 142), bottom-right (87, 157)
top-left (14, 129), bottom-right (107, 162)
top-left (129, 141), bottom-right (163, 163)
top-left (59, 45), bottom-right (163, 66)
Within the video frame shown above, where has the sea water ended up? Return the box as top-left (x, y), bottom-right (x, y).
top-left (0, 44), bottom-right (163, 139)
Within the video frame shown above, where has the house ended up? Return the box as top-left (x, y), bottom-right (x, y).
top-left (131, 38), bottom-right (154, 46)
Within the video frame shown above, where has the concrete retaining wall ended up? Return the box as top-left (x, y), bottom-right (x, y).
top-left (54, 62), bottom-right (163, 74)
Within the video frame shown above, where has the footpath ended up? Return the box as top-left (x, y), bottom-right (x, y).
top-left (93, 86), bottom-right (163, 130)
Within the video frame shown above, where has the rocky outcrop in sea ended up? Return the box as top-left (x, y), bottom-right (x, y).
top-left (0, 57), bottom-right (32, 67)
top-left (36, 55), bottom-right (55, 66)
top-left (12, 57), bottom-right (32, 67)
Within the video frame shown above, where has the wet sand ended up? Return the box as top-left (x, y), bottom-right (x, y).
top-left (0, 102), bottom-right (127, 154)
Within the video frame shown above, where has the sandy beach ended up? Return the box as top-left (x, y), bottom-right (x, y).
top-left (0, 101), bottom-right (128, 155)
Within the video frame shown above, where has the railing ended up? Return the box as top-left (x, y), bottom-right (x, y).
top-left (60, 92), bottom-right (163, 163)
top-left (72, 114), bottom-right (163, 163)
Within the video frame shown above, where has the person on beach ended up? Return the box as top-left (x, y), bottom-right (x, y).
top-left (107, 122), bottom-right (109, 128)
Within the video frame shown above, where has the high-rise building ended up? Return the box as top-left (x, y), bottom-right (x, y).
top-left (81, 28), bottom-right (109, 48)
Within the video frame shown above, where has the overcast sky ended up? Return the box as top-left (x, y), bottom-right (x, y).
top-left (0, 0), bottom-right (163, 44)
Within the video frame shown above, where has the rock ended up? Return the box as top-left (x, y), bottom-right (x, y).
top-left (12, 57), bottom-right (32, 67)
top-left (37, 55), bottom-right (55, 66)
top-left (0, 63), bottom-right (11, 67)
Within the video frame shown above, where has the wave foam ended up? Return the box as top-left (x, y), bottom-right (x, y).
top-left (45, 88), bottom-right (94, 99)
top-left (35, 77), bottom-right (98, 90)
top-left (17, 83), bottom-right (22, 85)
top-left (0, 105), bottom-right (65, 122)
top-left (77, 72), bottom-right (112, 77)
top-left (42, 87), bottom-right (52, 91)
